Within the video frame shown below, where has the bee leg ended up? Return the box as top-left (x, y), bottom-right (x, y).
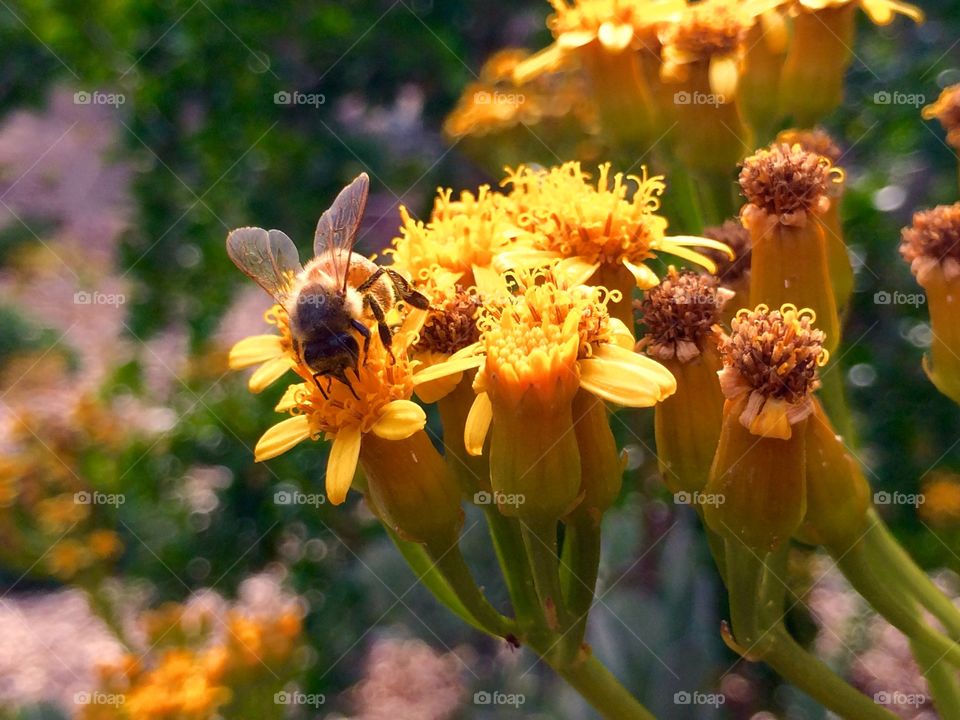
top-left (385, 268), bottom-right (430, 309)
top-left (351, 318), bottom-right (372, 358)
top-left (364, 295), bottom-right (395, 363)
top-left (313, 372), bottom-right (329, 400)
top-left (356, 266), bottom-right (385, 293)
top-left (333, 367), bottom-right (360, 400)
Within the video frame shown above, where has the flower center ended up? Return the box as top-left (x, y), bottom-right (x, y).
top-left (639, 268), bottom-right (726, 358)
top-left (415, 286), bottom-right (483, 356)
top-left (901, 203), bottom-right (960, 265)
top-left (503, 162), bottom-right (668, 267)
top-left (721, 304), bottom-right (828, 403)
top-left (739, 143), bottom-right (841, 217)
top-left (662, 0), bottom-right (749, 59)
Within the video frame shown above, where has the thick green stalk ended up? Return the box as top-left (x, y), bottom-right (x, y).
top-left (661, 163), bottom-right (705, 235)
top-left (424, 539), bottom-right (516, 639)
top-left (558, 511), bottom-right (603, 664)
top-left (520, 516), bottom-right (569, 636)
top-left (543, 652), bottom-right (656, 720)
top-left (864, 510), bottom-right (960, 639)
top-left (834, 540), bottom-right (960, 669)
top-left (483, 507), bottom-right (542, 639)
top-left (912, 637), bottom-right (960, 718)
top-left (724, 541), bottom-right (899, 720)
top-left (387, 528), bottom-right (491, 636)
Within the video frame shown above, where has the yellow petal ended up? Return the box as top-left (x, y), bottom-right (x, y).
top-left (275, 383), bottom-right (308, 412)
top-left (666, 235), bottom-right (736, 257)
top-left (513, 43), bottom-right (567, 83)
top-left (326, 428), bottom-right (362, 505)
top-left (464, 392), bottom-right (493, 456)
top-left (555, 256), bottom-right (601, 286)
top-left (254, 415), bottom-right (311, 462)
top-left (229, 335), bottom-right (284, 369)
top-left (413, 350), bottom-right (484, 385)
top-left (471, 263), bottom-right (504, 296)
top-left (607, 318), bottom-right (636, 349)
top-left (579, 345), bottom-right (677, 407)
top-left (248, 355), bottom-right (295, 393)
top-left (657, 245), bottom-right (719, 274)
top-left (414, 372), bottom-right (463, 404)
top-left (598, 22), bottom-right (633, 52)
top-left (623, 260), bottom-right (661, 289)
top-left (743, 397), bottom-right (793, 440)
top-left (557, 30), bottom-right (597, 49)
top-left (708, 54), bottom-right (739, 100)
top-left (370, 399), bottom-right (426, 440)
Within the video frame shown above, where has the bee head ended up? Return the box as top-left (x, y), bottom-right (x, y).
top-left (301, 331), bottom-right (360, 376)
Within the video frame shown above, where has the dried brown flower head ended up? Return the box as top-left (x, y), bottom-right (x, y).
top-left (661, 0), bottom-right (750, 59)
top-left (703, 220), bottom-right (752, 284)
top-left (901, 203), bottom-right (960, 274)
top-left (638, 268), bottom-right (732, 362)
top-left (415, 285), bottom-right (482, 356)
top-left (739, 143), bottom-right (840, 221)
top-left (720, 304), bottom-right (827, 403)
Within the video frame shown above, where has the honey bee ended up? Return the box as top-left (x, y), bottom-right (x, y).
top-left (227, 173), bottom-right (429, 398)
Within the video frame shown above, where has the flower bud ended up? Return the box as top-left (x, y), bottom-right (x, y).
top-left (703, 304), bottom-right (828, 551)
top-left (740, 143), bottom-right (843, 353)
top-left (901, 203), bottom-right (960, 404)
top-left (361, 430), bottom-right (464, 546)
top-left (639, 268), bottom-right (731, 494)
top-left (795, 399), bottom-right (870, 549)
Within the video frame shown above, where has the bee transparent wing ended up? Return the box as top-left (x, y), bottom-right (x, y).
top-left (314, 172), bottom-right (369, 292)
top-left (226, 227), bottom-right (302, 305)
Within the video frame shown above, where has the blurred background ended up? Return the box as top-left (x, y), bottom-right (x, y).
top-left (1, 1), bottom-right (960, 718)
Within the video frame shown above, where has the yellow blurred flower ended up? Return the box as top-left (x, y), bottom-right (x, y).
top-left (923, 84), bottom-right (960, 151)
top-left (920, 471), bottom-right (960, 527)
top-left (789, 0), bottom-right (922, 25)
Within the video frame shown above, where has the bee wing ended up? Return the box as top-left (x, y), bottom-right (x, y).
top-left (314, 173), bottom-right (369, 293)
top-left (226, 227), bottom-right (302, 305)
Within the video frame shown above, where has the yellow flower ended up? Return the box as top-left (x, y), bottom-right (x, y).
top-left (387, 184), bottom-right (518, 288)
top-left (416, 270), bottom-right (675, 519)
top-left (920, 471), bottom-right (960, 527)
top-left (923, 84), bottom-right (960, 151)
top-left (228, 305), bottom-right (296, 393)
top-left (254, 328), bottom-right (426, 506)
top-left (497, 162), bottom-right (732, 322)
top-left (791, 0), bottom-right (923, 25)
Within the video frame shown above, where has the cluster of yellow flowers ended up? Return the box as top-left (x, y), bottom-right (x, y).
top-left (81, 596), bottom-right (302, 720)
top-left (0, 395), bottom-right (125, 581)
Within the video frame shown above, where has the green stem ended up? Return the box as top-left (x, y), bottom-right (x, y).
top-left (694, 169), bottom-right (736, 227)
top-left (865, 509), bottom-right (960, 639)
top-left (723, 541), bottom-right (899, 720)
top-left (834, 540), bottom-right (960, 669)
top-left (543, 652), bottom-right (656, 720)
top-left (559, 511), bottom-right (603, 664)
top-left (819, 362), bottom-right (857, 448)
top-left (387, 528), bottom-right (492, 636)
top-left (520, 516), bottom-right (568, 636)
top-left (483, 507), bottom-right (542, 638)
top-left (661, 163), bottom-right (705, 235)
top-left (423, 539), bottom-right (516, 639)
top-left (912, 636), bottom-right (960, 718)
